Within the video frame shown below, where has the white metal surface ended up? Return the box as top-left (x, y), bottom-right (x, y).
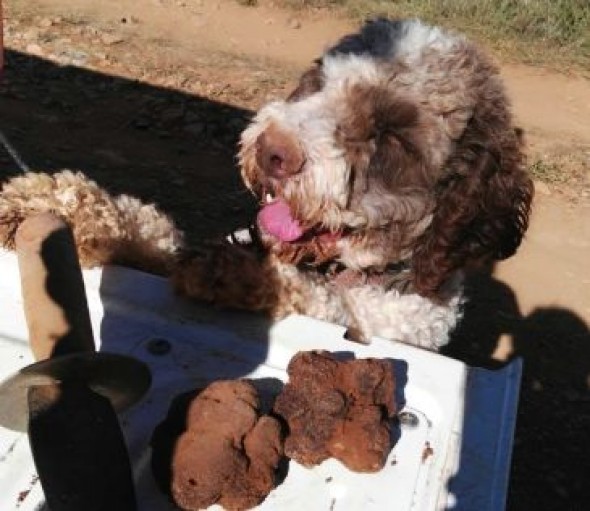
top-left (0, 249), bottom-right (518, 510)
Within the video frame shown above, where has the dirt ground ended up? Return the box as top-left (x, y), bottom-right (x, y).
top-left (1, 0), bottom-right (590, 509)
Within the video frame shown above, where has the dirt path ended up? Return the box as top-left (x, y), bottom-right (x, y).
top-left (498, 197), bottom-right (590, 322)
top-left (2, 0), bottom-right (590, 508)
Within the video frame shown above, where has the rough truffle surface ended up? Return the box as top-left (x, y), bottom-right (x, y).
top-left (273, 351), bottom-right (396, 472)
top-left (152, 380), bottom-right (283, 511)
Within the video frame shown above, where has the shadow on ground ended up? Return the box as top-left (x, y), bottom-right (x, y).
top-left (444, 266), bottom-right (590, 510)
top-left (0, 49), bottom-right (258, 245)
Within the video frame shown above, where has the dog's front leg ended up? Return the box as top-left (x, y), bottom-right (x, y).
top-left (172, 244), bottom-right (377, 343)
top-left (171, 243), bottom-right (306, 318)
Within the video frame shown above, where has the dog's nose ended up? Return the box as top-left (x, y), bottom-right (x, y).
top-left (255, 126), bottom-right (305, 179)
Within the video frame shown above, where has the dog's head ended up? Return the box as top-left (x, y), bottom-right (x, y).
top-left (239, 19), bottom-right (533, 299)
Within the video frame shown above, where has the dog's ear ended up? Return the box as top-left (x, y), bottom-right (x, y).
top-left (411, 129), bottom-right (534, 299)
top-left (287, 61), bottom-right (324, 102)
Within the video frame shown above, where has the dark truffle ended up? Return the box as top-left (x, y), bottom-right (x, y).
top-left (152, 380), bottom-right (283, 511)
top-left (273, 351), bottom-right (396, 472)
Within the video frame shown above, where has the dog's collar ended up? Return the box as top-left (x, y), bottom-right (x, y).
top-left (305, 260), bottom-right (412, 290)
top-left (226, 225), bottom-right (412, 291)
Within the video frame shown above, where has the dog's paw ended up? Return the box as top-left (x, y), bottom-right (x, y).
top-left (170, 243), bottom-right (223, 301)
top-left (171, 241), bottom-right (279, 312)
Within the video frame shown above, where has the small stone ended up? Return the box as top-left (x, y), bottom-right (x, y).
top-left (39, 17), bottom-right (54, 28)
top-left (101, 33), bottom-right (125, 46)
top-left (287, 18), bottom-right (302, 29)
top-left (25, 43), bottom-right (44, 56)
top-left (56, 48), bottom-right (88, 66)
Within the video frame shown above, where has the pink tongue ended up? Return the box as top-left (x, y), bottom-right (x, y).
top-left (258, 199), bottom-right (304, 242)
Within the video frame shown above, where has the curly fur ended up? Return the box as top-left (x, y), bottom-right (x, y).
top-left (0, 19), bottom-right (533, 351)
top-left (0, 171), bottom-right (183, 274)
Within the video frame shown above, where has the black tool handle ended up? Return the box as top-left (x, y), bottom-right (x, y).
top-left (28, 382), bottom-right (138, 511)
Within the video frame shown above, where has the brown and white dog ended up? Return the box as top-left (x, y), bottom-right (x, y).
top-left (0, 19), bottom-right (533, 350)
